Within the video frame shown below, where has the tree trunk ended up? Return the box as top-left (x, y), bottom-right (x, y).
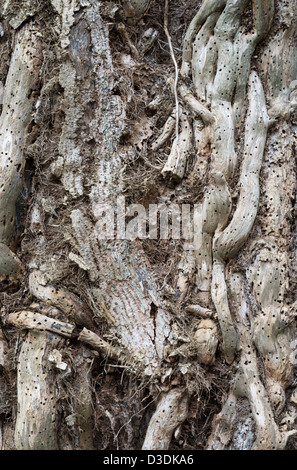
top-left (0, 0), bottom-right (297, 450)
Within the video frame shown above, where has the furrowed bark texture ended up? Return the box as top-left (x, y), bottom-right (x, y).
top-left (0, 0), bottom-right (296, 451)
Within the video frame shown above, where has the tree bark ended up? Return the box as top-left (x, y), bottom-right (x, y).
top-left (0, 0), bottom-right (296, 450)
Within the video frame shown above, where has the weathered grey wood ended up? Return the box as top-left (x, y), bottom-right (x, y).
top-left (6, 311), bottom-right (124, 361)
top-left (208, 273), bottom-right (295, 450)
top-left (15, 331), bottom-right (61, 450)
top-left (6, 310), bottom-right (76, 337)
top-left (0, 21), bottom-right (41, 278)
top-left (78, 328), bottom-right (124, 361)
top-left (142, 388), bottom-right (188, 450)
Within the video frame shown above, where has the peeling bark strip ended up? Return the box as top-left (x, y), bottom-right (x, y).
top-left (0, 22), bottom-right (42, 278)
